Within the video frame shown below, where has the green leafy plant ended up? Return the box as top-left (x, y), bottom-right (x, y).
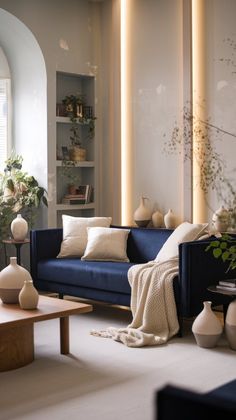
top-left (0, 153), bottom-right (47, 238)
top-left (206, 234), bottom-right (236, 272)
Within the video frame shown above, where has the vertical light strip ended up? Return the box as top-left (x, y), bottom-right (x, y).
top-left (192, 0), bottom-right (207, 223)
top-left (120, 0), bottom-right (132, 225)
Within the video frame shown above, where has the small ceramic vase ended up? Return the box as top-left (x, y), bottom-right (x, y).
top-left (0, 257), bottom-right (32, 303)
top-left (164, 209), bottom-right (176, 229)
top-left (192, 301), bottom-right (223, 348)
top-left (11, 214), bottom-right (28, 241)
top-left (19, 280), bottom-right (39, 310)
top-left (134, 197), bottom-right (152, 227)
top-left (152, 210), bottom-right (164, 228)
top-left (225, 300), bottom-right (236, 350)
top-left (212, 206), bottom-right (229, 233)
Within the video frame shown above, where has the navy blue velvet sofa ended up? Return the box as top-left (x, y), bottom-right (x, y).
top-left (30, 226), bottom-right (235, 319)
top-left (156, 379), bottom-right (236, 419)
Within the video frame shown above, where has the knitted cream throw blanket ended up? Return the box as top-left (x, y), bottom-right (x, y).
top-left (91, 258), bottom-right (179, 347)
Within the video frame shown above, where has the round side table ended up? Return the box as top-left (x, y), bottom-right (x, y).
top-left (2, 238), bottom-right (30, 266)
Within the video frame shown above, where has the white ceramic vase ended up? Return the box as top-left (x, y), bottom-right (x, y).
top-left (152, 210), bottom-right (164, 228)
top-left (11, 214), bottom-right (28, 241)
top-left (192, 301), bottom-right (223, 348)
top-left (134, 197), bottom-right (152, 227)
top-left (164, 209), bottom-right (176, 229)
top-left (225, 300), bottom-right (236, 350)
top-left (212, 206), bottom-right (229, 232)
top-left (0, 257), bottom-right (32, 303)
top-left (19, 280), bottom-right (39, 310)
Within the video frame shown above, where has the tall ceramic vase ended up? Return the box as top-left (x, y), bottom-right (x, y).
top-left (11, 214), bottom-right (28, 241)
top-left (192, 301), bottom-right (223, 348)
top-left (225, 300), bottom-right (236, 350)
top-left (0, 257), bottom-right (32, 303)
top-left (134, 197), bottom-right (152, 227)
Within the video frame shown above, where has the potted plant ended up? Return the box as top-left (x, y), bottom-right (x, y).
top-left (61, 93), bottom-right (96, 162)
top-left (0, 153), bottom-right (48, 241)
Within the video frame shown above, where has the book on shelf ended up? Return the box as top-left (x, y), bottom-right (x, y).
top-left (218, 280), bottom-right (236, 288)
top-left (61, 185), bottom-right (93, 205)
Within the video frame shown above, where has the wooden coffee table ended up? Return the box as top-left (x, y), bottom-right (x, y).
top-left (0, 295), bottom-right (92, 372)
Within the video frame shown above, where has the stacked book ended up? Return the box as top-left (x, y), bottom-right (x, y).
top-left (216, 280), bottom-right (236, 292)
top-left (62, 185), bottom-right (93, 205)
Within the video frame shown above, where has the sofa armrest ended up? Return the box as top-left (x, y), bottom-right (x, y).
top-left (156, 384), bottom-right (236, 420)
top-left (178, 237), bottom-right (236, 317)
top-left (30, 228), bottom-right (62, 280)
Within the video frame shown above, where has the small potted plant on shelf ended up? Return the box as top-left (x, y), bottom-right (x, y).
top-left (61, 93), bottom-right (96, 162)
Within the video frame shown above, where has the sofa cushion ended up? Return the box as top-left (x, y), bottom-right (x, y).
top-left (37, 259), bottom-right (135, 295)
top-left (155, 222), bottom-right (208, 263)
top-left (57, 215), bottom-right (112, 258)
top-left (81, 227), bottom-right (130, 262)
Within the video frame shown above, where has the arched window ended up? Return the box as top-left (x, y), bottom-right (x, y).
top-left (0, 46), bottom-right (11, 170)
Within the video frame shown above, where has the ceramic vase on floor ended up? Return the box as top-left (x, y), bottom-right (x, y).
top-left (0, 257), bottom-right (32, 303)
top-left (192, 301), bottom-right (223, 348)
top-left (11, 214), bottom-right (28, 241)
top-left (225, 300), bottom-right (236, 350)
top-left (19, 279), bottom-right (39, 310)
top-left (134, 197), bottom-right (152, 227)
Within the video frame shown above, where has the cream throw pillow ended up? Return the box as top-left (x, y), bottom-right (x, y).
top-left (155, 222), bottom-right (208, 263)
top-left (81, 227), bottom-right (130, 262)
top-left (57, 216), bottom-right (112, 258)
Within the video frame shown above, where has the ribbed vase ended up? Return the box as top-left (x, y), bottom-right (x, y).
top-left (192, 301), bottom-right (223, 348)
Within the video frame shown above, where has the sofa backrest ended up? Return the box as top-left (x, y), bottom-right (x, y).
top-left (116, 226), bottom-right (173, 263)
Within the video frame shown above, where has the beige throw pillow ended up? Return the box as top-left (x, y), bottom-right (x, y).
top-left (155, 222), bottom-right (208, 263)
top-left (57, 215), bottom-right (112, 258)
top-left (81, 227), bottom-right (130, 262)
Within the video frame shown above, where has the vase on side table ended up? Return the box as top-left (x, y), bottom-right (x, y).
top-left (11, 214), bottom-right (28, 241)
top-left (192, 301), bottom-right (223, 348)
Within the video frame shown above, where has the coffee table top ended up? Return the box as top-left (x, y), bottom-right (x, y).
top-left (0, 295), bottom-right (93, 330)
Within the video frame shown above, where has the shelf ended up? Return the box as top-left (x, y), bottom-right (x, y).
top-left (56, 203), bottom-right (95, 211)
top-left (56, 116), bottom-right (90, 125)
top-left (56, 160), bottom-right (94, 167)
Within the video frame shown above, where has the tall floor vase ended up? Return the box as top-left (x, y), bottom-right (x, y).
top-left (192, 301), bottom-right (223, 348)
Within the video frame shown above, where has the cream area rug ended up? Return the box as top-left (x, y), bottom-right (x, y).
top-left (91, 258), bottom-right (179, 347)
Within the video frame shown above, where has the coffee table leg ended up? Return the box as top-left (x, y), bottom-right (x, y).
top-left (60, 316), bottom-right (69, 354)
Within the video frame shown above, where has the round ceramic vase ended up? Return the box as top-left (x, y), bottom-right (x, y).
top-left (192, 301), bottom-right (223, 348)
top-left (152, 210), bottom-right (164, 228)
top-left (0, 257), bottom-right (32, 303)
top-left (19, 280), bottom-right (39, 310)
top-left (11, 214), bottom-right (28, 241)
top-left (134, 197), bottom-right (152, 227)
top-left (225, 300), bottom-right (236, 350)
top-left (164, 209), bottom-right (176, 229)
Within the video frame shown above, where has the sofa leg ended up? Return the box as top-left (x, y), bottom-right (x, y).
top-left (58, 293), bottom-right (64, 299)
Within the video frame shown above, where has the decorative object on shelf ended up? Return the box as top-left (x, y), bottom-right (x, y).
top-left (18, 279), bottom-right (39, 310)
top-left (134, 196), bottom-right (152, 227)
top-left (225, 300), bottom-right (236, 350)
top-left (11, 214), bottom-right (28, 241)
top-left (152, 209), bottom-right (164, 228)
top-left (164, 209), bottom-right (176, 229)
top-left (212, 205), bottom-right (230, 232)
top-left (192, 301), bottom-right (223, 348)
top-left (69, 145), bottom-right (86, 162)
top-left (0, 256), bottom-right (32, 303)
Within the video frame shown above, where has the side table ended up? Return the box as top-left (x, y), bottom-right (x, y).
top-left (2, 238), bottom-right (30, 266)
